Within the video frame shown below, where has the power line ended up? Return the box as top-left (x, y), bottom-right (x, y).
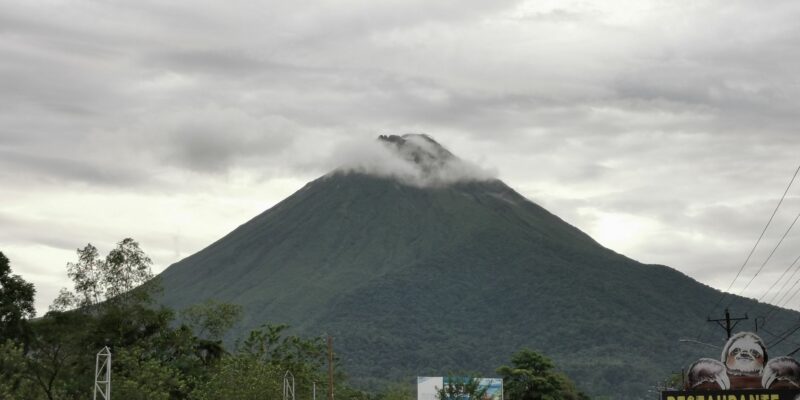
top-left (763, 282), bottom-right (800, 340)
top-left (758, 326), bottom-right (800, 349)
top-left (756, 247), bottom-right (800, 328)
top-left (766, 254), bottom-right (800, 305)
top-left (759, 253), bottom-right (800, 304)
top-left (707, 161), bottom-right (800, 316)
top-left (766, 277), bottom-right (800, 322)
top-left (729, 211), bottom-right (800, 307)
top-left (678, 338), bottom-right (720, 349)
top-left (779, 283), bottom-right (800, 310)
top-left (768, 320), bottom-right (800, 348)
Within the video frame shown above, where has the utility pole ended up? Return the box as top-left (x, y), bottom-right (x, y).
top-left (707, 308), bottom-right (748, 339)
top-left (754, 316), bottom-right (765, 332)
top-left (327, 335), bottom-right (334, 400)
top-left (681, 368), bottom-right (685, 389)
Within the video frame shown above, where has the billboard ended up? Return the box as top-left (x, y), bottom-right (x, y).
top-left (662, 389), bottom-right (800, 399)
top-left (417, 377), bottom-right (503, 400)
top-left (667, 332), bottom-right (800, 399)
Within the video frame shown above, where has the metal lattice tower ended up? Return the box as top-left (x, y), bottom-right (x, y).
top-left (94, 346), bottom-right (111, 400)
top-left (283, 370), bottom-right (295, 400)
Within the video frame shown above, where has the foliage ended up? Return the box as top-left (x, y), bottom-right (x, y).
top-left (0, 252), bottom-right (36, 342)
top-left (112, 345), bottom-right (191, 400)
top-left (238, 324), bottom-right (329, 396)
top-left (1, 238), bottom-right (357, 400)
top-left (0, 340), bottom-right (38, 400)
top-left (436, 376), bottom-right (489, 400)
top-left (376, 383), bottom-right (415, 400)
top-left (51, 238), bottom-right (157, 312)
top-left (664, 371), bottom-right (684, 390)
top-left (180, 299), bottom-right (242, 341)
top-left (191, 322), bottom-right (346, 400)
top-left (497, 349), bottom-right (588, 400)
top-left (190, 353), bottom-right (283, 400)
top-left (21, 310), bottom-right (91, 400)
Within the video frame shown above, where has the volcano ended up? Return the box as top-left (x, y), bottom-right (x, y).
top-left (157, 134), bottom-right (799, 398)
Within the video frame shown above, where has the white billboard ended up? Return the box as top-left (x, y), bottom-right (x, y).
top-left (417, 377), bottom-right (503, 400)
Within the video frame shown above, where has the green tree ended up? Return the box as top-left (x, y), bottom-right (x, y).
top-left (65, 243), bottom-right (104, 308)
top-left (193, 324), bottom-right (329, 400)
top-left (664, 370), bottom-right (684, 390)
top-left (238, 324), bottom-right (327, 379)
top-left (496, 349), bottom-right (588, 400)
top-left (0, 340), bottom-right (38, 400)
top-left (191, 353), bottom-right (283, 400)
top-left (377, 383), bottom-right (414, 400)
top-left (436, 376), bottom-right (489, 400)
top-left (112, 345), bottom-right (191, 400)
top-left (51, 238), bottom-right (157, 312)
top-left (103, 238), bottom-right (154, 299)
top-left (180, 299), bottom-right (243, 341)
top-left (20, 238), bottom-right (178, 400)
top-left (23, 311), bottom-right (91, 400)
top-left (9, 238), bottom-right (362, 400)
top-left (0, 251), bottom-right (36, 342)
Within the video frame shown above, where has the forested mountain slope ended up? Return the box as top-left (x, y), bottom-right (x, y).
top-left (158, 135), bottom-right (800, 398)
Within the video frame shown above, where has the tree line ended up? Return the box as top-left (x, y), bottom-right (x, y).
top-left (0, 239), bottom-right (588, 400)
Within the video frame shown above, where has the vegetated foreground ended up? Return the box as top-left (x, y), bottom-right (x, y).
top-left (1, 245), bottom-right (587, 400)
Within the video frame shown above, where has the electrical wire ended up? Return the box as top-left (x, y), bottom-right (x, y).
top-left (728, 211), bottom-right (800, 307)
top-left (760, 254), bottom-right (800, 304)
top-left (752, 254), bottom-right (800, 326)
top-left (707, 162), bottom-right (800, 316)
top-left (759, 326), bottom-right (800, 349)
top-left (768, 320), bottom-right (800, 348)
top-left (766, 277), bottom-right (800, 321)
top-left (779, 283), bottom-right (800, 311)
top-left (698, 161), bottom-right (800, 349)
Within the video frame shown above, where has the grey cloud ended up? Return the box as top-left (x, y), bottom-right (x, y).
top-left (0, 213), bottom-right (79, 254)
top-left (0, 149), bottom-right (145, 186)
top-left (4, 0), bottom-right (800, 314)
top-left (0, 9), bottom-right (123, 59)
top-left (133, 107), bottom-right (300, 174)
top-left (143, 49), bottom-right (272, 77)
top-left (164, 125), bottom-right (292, 173)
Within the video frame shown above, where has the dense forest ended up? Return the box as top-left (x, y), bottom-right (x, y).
top-left (0, 240), bottom-right (586, 400)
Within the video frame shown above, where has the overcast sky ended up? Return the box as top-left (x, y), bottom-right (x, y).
top-left (2, 0), bottom-right (800, 315)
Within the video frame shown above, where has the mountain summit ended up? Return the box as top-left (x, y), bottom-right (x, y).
top-left (157, 135), bottom-right (798, 398)
top-left (334, 134), bottom-right (493, 187)
top-left (377, 134), bottom-right (456, 172)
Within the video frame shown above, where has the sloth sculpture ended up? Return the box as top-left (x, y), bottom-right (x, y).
top-left (762, 357), bottom-right (800, 389)
top-left (687, 358), bottom-right (730, 390)
top-left (722, 332), bottom-right (767, 376)
top-left (687, 332), bottom-right (800, 390)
